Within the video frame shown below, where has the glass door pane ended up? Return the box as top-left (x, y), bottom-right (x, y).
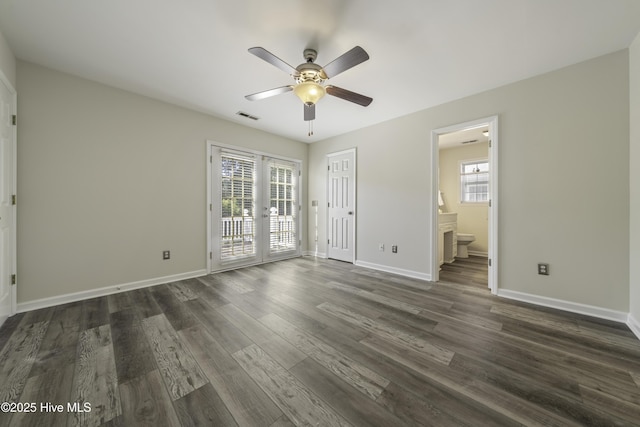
top-left (220, 153), bottom-right (256, 261)
top-left (266, 160), bottom-right (298, 256)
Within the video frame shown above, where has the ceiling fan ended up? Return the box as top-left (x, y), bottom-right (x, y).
top-left (245, 46), bottom-right (373, 134)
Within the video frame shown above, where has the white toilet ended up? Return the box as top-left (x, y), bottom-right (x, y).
top-left (457, 233), bottom-right (476, 258)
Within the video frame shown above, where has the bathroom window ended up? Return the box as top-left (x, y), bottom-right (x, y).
top-left (460, 160), bottom-right (489, 203)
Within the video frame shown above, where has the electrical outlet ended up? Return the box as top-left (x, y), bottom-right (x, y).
top-left (378, 243), bottom-right (384, 252)
top-left (538, 263), bottom-right (549, 275)
top-left (163, 250), bottom-right (171, 260)
top-left (391, 245), bottom-right (398, 253)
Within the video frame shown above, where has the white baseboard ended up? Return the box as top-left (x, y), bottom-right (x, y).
top-left (354, 260), bottom-right (431, 281)
top-left (467, 250), bottom-right (488, 257)
top-left (17, 269), bottom-right (208, 313)
top-left (628, 313), bottom-right (640, 341)
top-left (303, 250), bottom-right (327, 258)
top-left (497, 289), bottom-right (629, 323)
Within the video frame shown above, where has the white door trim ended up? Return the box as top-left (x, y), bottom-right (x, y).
top-left (0, 70), bottom-right (17, 322)
top-left (430, 116), bottom-right (499, 294)
top-left (326, 148), bottom-right (356, 263)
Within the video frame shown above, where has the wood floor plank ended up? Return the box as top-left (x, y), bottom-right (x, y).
top-left (184, 298), bottom-right (252, 353)
top-left (198, 276), bottom-right (271, 318)
top-left (173, 382), bottom-right (238, 427)
top-left (168, 279), bottom-right (201, 302)
top-left (233, 344), bottom-right (352, 427)
top-left (28, 302), bottom-right (82, 378)
top-left (182, 277), bottom-right (230, 308)
top-left (19, 306), bottom-right (54, 326)
top-left (376, 380), bottom-right (503, 427)
top-left (268, 415), bottom-right (296, 427)
top-left (149, 284), bottom-right (199, 331)
top-left (110, 308), bottom-right (157, 384)
top-left (260, 312), bottom-right (390, 400)
top-left (579, 383), bottom-right (640, 425)
top-left (448, 352), bottom-right (620, 426)
top-left (431, 320), bottom-right (584, 399)
top-left (289, 358), bottom-right (406, 427)
top-left (9, 363), bottom-right (75, 427)
top-left (318, 301), bottom-right (455, 365)
top-left (69, 324), bottom-right (121, 427)
top-left (129, 288), bottom-right (163, 319)
top-left (108, 292), bottom-right (134, 314)
top-left (205, 273), bottom-right (255, 294)
top-left (323, 280), bottom-right (423, 314)
top-left (81, 297), bottom-right (110, 330)
top-left (360, 333), bottom-right (580, 427)
top-left (179, 325), bottom-right (283, 427)
top-left (0, 320), bottom-right (49, 403)
top-left (269, 292), bottom-right (369, 342)
top-left (0, 313), bottom-right (24, 355)
top-left (118, 370), bottom-right (181, 427)
top-left (632, 371), bottom-right (640, 388)
top-left (216, 303), bottom-right (307, 369)
top-left (140, 314), bottom-right (208, 401)
top-left (492, 303), bottom-right (640, 352)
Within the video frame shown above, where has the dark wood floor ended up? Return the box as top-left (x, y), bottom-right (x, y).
top-left (440, 255), bottom-right (489, 289)
top-left (1, 257), bottom-right (639, 426)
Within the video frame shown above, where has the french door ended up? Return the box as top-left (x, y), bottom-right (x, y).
top-left (208, 144), bottom-right (301, 272)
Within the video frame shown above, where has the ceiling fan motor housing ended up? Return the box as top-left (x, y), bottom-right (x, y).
top-left (295, 62), bottom-right (326, 84)
top-left (303, 48), bottom-right (318, 62)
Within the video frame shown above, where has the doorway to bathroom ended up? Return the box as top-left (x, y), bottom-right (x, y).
top-left (430, 116), bottom-right (498, 294)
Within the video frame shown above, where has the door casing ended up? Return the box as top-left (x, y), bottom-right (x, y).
top-left (0, 70), bottom-right (17, 325)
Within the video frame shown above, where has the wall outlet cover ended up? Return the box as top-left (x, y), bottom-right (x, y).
top-left (538, 263), bottom-right (549, 275)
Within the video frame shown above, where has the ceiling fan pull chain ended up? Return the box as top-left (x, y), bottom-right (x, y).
top-left (308, 120), bottom-right (314, 136)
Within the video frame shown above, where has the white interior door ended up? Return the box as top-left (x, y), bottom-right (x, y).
top-left (0, 74), bottom-right (16, 325)
top-left (208, 145), bottom-right (301, 272)
top-left (327, 149), bottom-right (356, 262)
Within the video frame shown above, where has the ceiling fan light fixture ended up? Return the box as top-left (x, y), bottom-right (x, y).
top-left (293, 81), bottom-right (326, 105)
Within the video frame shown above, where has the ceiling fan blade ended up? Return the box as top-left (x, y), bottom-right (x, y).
top-left (321, 46), bottom-right (369, 78)
top-left (304, 104), bottom-right (316, 121)
top-left (326, 85), bottom-right (373, 106)
top-left (248, 47), bottom-right (298, 75)
top-left (245, 86), bottom-right (293, 101)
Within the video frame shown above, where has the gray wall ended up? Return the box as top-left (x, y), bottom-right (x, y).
top-left (309, 50), bottom-right (630, 312)
top-left (630, 34), bottom-right (640, 328)
top-left (16, 61), bottom-right (307, 303)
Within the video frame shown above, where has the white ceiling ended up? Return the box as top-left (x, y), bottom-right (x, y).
top-left (439, 125), bottom-right (489, 150)
top-left (1, 1), bottom-right (640, 143)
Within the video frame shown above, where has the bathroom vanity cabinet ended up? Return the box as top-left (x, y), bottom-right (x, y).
top-left (439, 213), bottom-right (458, 267)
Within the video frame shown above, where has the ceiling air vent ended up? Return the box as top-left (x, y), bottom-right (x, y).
top-left (461, 139), bottom-right (478, 145)
top-left (236, 111), bottom-right (260, 121)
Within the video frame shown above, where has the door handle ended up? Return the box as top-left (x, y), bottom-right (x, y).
top-left (348, 211), bottom-right (354, 215)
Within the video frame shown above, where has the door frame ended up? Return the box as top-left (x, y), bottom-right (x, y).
top-left (206, 141), bottom-right (302, 273)
top-left (430, 116), bottom-right (499, 294)
top-left (0, 70), bottom-right (17, 321)
top-left (326, 148), bottom-right (357, 263)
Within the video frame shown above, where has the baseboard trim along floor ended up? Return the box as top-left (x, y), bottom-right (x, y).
top-left (17, 269), bottom-right (208, 313)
